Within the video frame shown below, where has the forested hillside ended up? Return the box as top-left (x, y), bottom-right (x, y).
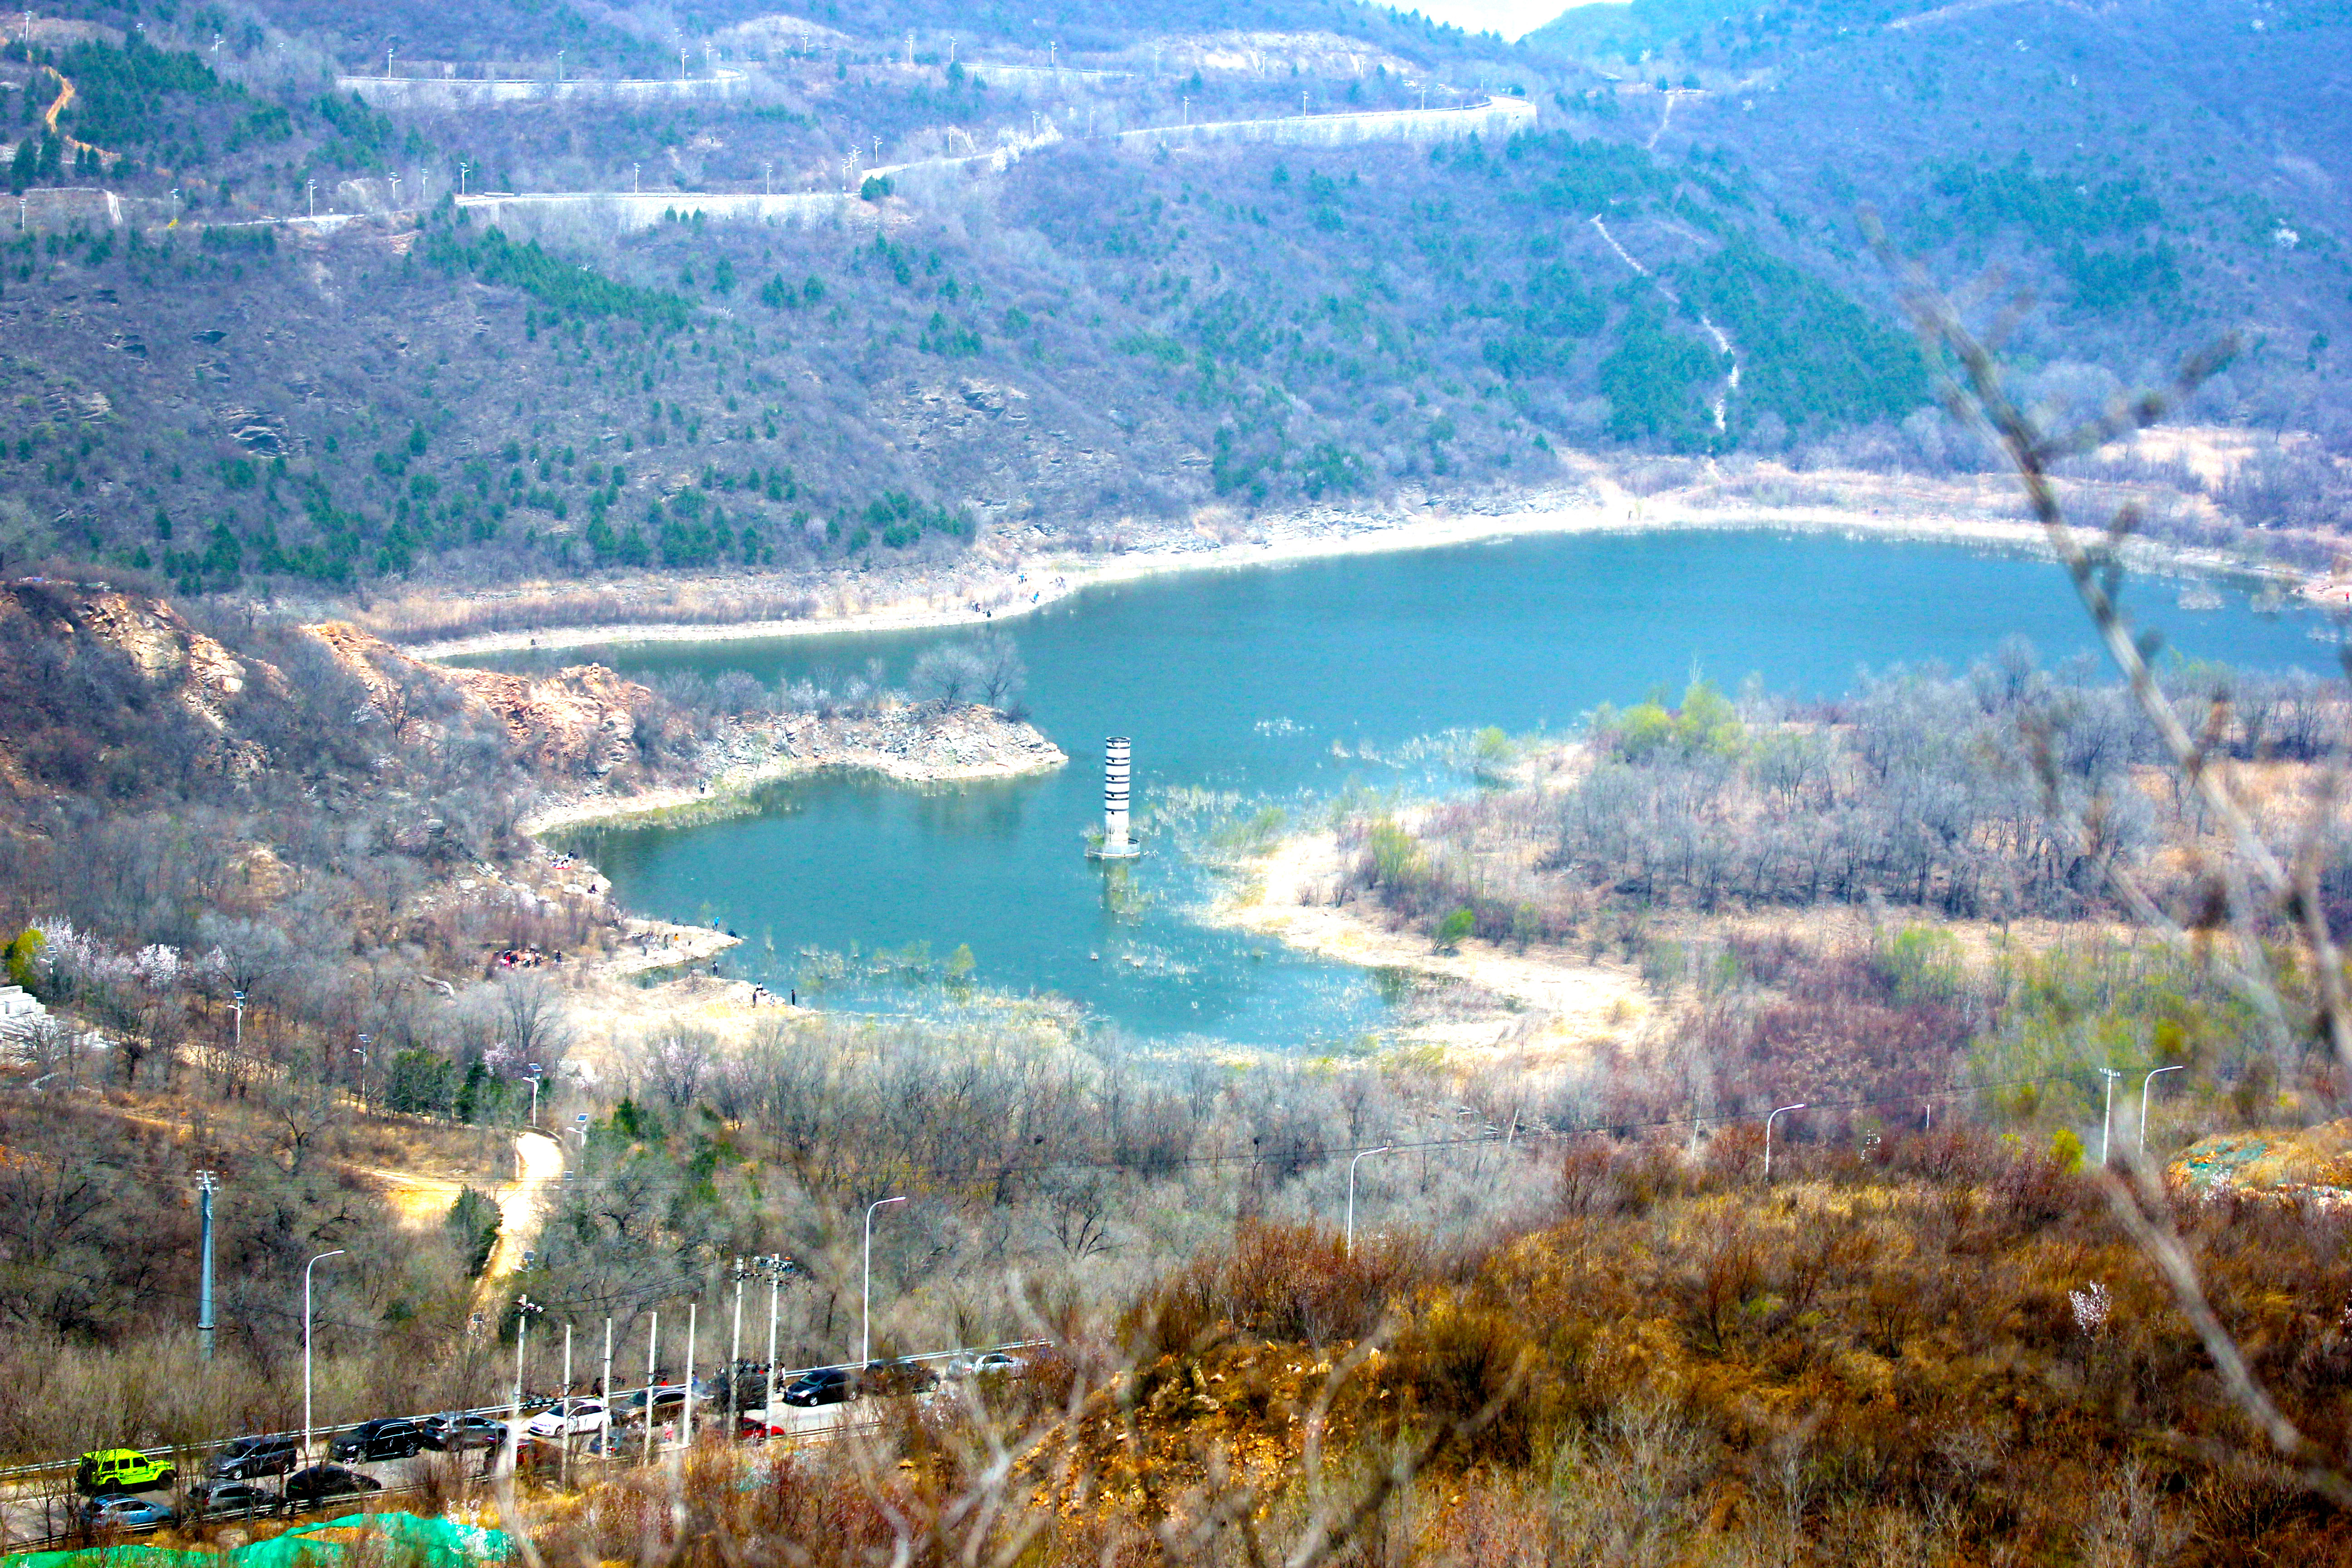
top-left (5, 0), bottom-right (2341, 608)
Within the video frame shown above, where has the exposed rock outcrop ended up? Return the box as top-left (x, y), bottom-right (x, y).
top-left (305, 620), bottom-right (647, 777)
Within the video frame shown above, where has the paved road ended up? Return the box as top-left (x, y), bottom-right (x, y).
top-left (0, 1400), bottom-right (872, 1549)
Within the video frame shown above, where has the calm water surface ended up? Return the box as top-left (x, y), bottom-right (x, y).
top-left (491, 531), bottom-right (2342, 1047)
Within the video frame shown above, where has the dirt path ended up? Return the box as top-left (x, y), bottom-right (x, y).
top-left (475, 1131), bottom-right (565, 1306)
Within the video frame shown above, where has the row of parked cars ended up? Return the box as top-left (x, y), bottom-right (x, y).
top-left (69, 1351), bottom-right (1033, 1531)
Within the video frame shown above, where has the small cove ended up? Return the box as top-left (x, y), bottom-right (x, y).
top-left (472, 529), bottom-right (2345, 1047)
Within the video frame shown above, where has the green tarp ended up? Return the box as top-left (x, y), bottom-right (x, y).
top-left (4, 1512), bottom-right (510, 1568)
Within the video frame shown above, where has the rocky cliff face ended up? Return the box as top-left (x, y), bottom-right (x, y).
top-left (0, 583), bottom-right (288, 795)
top-left (305, 620), bottom-right (647, 777)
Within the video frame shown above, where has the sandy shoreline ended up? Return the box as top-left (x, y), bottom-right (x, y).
top-left (1208, 828), bottom-right (1651, 1065)
top-left (396, 485), bottom-right (2271, 663)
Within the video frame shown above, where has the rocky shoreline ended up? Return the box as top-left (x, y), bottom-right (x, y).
top-left (520, 701), bottom-right (1067, 837)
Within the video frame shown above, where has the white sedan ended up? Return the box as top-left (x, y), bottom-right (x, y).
top-left (524, 1398), bottom-right (609, 1438)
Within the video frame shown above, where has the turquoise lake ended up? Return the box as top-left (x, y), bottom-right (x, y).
top-left (494, 530), bottom-right (2344, 1047)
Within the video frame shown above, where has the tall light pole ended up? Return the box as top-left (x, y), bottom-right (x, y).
top-left (1344, 1146), bottom-right (1390, 1254)
top-left (527, 1063), bottom-right (542, 1127)
top-left (303, 1249), bottom-right (347, 1463)
top-left (599, 1317), bottom-right (613, 1466)
top-left (681, 1302), bottom-right (698, 1447)
top-left (728, 1258), bottom-right (748, 1428)
top-left (195, 1171), bottom-right (218, 1359)
top-left (558, 1319), bottom-right (573, 1487)
top-left (506, 1295), bottom-right (541, 1479)
top-left (2139, 1065), bottom-right (2184, 1160)
top-left (230, 989), bottom-right (244, 1057)
top-left (2098, 1068), bottom-right (2124, 1167)
top-left (760, 1254), bottom-right (787, 1436)
top-left (861, 1197), bottom-right (906, 1367)
top-left (1764, 1103), bottom-right (1806, 1184)
top-left (641, 1310), bottom-right (659, 1464)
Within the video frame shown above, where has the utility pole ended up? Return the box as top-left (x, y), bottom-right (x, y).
top-left (306, 179), bottom-right (316, 217)
top-left (386, 44), bottom-right (396, 76)
top-left (862, 1197), bottom-right (906, 1367)
top-left (195, 1171), bottom-right (218, 1359)
top-left (230, 990), bottom-right (244, 1057)
top-left (632, 163), bottom-right (640, 194)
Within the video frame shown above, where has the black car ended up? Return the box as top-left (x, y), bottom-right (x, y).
top-left (191, 1482), bottom-right (282, 1519)
top-left (329, 1418), bottom-right (423, 1463)
top-left (779, 1367), bottom-right (856, 1408)
top-left (420, 1413), bottom-right (508, 1451)
top-left (210, 1433), bottom-right (298, 1480)
top-left (284, 1465), bottom-right (382, 1508)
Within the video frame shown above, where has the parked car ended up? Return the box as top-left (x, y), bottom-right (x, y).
top-left (284, 1465), bottom-right (382, 1508)
top-left (420, 1413), bottom-right (508, 1451)
top-left (962, 1352), bottom-right (1026, 1379)
top-left (779, 1367), bottom-right (856, 1408)
top-left (524, 1398), bottom-right (608, 1439)
top-left (76, 1450), bottom-right (176, 1494)
top-left (612, 1382), bottom-right (688, 1420)
top-left (210, 1433), bottom-right (298, 1480)
top-left (191, 1482), bottom-right (282, 1519)
top-left (329, 1418), bottom-right (423, 1463)
top-left (81, 1494), bottom-right (177, 1530)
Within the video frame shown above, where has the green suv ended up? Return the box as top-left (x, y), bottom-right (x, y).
top-left (77, 1449), bottom-right (176, 1494)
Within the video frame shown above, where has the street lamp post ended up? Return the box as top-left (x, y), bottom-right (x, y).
top-left (506, 1294), bottom-right (541, 1479)
top-left (2098, 1068), bottom-right (2124, 1167)
top-left (861, 1197), bottom-right (906, 1367)
top-left (303, 1249), bottom-right (347, 1463)
top-left (527, 1064), bottom-right (543, 1127)
top-left (1344, 1146), bottom-right (1391, 1254)
top-left (728, 1258), bottom-right (746, 1428)
top-left (2139, 1065), bottom-right (2185, 1160)
top-left (230, 989), bottom-right (244, 1056)
top-left (1764, 1103), bottom-right (1807, 1184)
top-left (762, 1257), bottom-right (782, 1437)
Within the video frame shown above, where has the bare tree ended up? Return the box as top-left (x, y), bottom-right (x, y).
top-left (1870, 211), bottom-right (2352, 1504)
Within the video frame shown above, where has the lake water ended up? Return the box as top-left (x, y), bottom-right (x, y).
top-left (496, 530), bottom-right (2342, 1047)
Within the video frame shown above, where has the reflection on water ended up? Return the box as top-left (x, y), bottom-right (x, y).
top-left (529, 529), bottom-right (2340, 1047)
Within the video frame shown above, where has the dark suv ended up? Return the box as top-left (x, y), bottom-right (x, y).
top-left (328, 1418), bottom-right (423, 1463)
top-left (210, 1434), bottom-right (298, 1480)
